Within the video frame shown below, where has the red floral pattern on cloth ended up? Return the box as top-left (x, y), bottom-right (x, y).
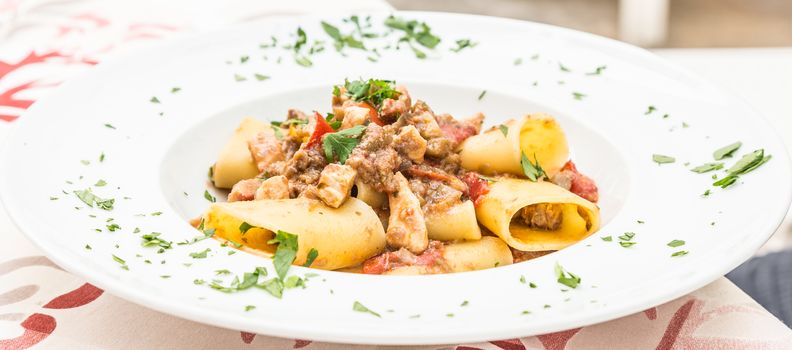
top-left (1, 0), bottom-right (792, 348)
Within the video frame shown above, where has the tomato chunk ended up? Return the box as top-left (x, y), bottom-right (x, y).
top-left (305, 111), bottom-right (334, 149)
top-left (461, 172), bottom-right (490, 206)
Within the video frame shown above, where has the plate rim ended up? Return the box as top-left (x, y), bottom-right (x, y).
top-left (2, 11), bottom-right (791, 345)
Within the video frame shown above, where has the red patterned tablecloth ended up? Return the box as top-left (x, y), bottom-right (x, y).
top-left (1, 0), bottom-right (790, 348)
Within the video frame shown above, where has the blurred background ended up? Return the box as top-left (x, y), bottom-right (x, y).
top-left (391, 0), bottom-right (792, 47)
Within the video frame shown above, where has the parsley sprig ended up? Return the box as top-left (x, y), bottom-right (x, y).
top-left (384, 16), bottom-right (441, 59)
top-left (554, 262), bottom-right (581, 289)
top-left (520, 152), bottom-right (546, 181)
top-left (323, 125), bottom-right (366, 164)
top-left (340, 78), bottom-right (400, 108)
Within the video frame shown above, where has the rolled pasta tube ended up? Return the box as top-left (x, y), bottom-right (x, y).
top-left (442, 236), bottom-right (513, 272)
top-left (425, 200), bottom-right (482, 241)
top-left (353, 180), bottom-right (386, 209)
top-left (385, 236), bottom-right (513, 275)
top-left (475, 178), bottom-right (599, 251)
top-left (459, 114), bottom-right (570, 176)
top-left (203, 197), bottom-right (386, 270)
top-left (212, 117), bottom-right (271, 188)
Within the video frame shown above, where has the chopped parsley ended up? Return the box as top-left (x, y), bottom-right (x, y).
top-left (322, 125), bottom-right (366, 164)
top-left (104, 123), bottom-right (116, 129)
top-left (529, 282), bottom-right (537, 288)
top-left (702, 189), bottom-right (712, 197)
top-left (189, 248), bottom-right (211, 259)
top-left (450, 39), bottom-right (477, 52)
top-left (245, 305), bottom-right (256, 312)
top-left (652, 154), bottom-right (675, 164)
top-left (513, 57), bottom-right (523, 65)
top-left (619, 241), bottom-right (637, 248)
top-left (644, 106), bottom-right (656, 115)
top-left (519, 275), bottom-right (526, 284)
top-left (215, 269), bottom-right (231, 275)
top-left (498, 124), bottom-right (508, 136)
top-left (352, 301), bottom-right (381, 317)
top-left (667, 239), bottom-right (685, 247)
top-left (303, 248), bottom-right (319, 267)
top-left (239, 222), bottom-right (255, 234)
top-left (234, 74), bottom-right (246, 82)
top-left (713, 141), bottom-right (742, 160)
top-left (554, 262), bottom-right (580, 289)
top-left (141, 232), bottom-right (172, 249)
top-left (254, 73), bottom-right (270, 81)
top-left (73, 188), bottom-right (114, 210)
top-left (572, 92), bottom-right (586, 100)
top-left (520, 152), bottom-right (546, 181)
top-left (204, 190), bottom-right (216, 202)
top-left (194, 279), bottom-right (205, 285)
top-left (106, 223), bottom-right (121, 232)
top-left (321, 21), bottom-right (366, 52)
top-left (94, 179), bottom-right (107, 187)
top-left (460, 300), bottom-right (469, 307)
top-left (112, 254), bottom-right (128, 270)
top-left (240, 55), bottom-right (249, 63)
top-left (713, 149), bottom-right (771, 188)
top-left (619, 232), bottom-right (635, 241)
top-left (691, 162), bottom-right (724, 173)
top-left (671, 250), bottom-right (688, 257)
top-left (478, 90), bottom-right (487, 100)
top-left (558, 62), bottom-right (571, 72)
top-left (384, 16), bottom-right (441, 58)
top-left (601, 236), bottom-right (613, 242)
top-left (268, 230), bottom-right (299, 280)
top-left (341, 78), bottom-right (399, 108)
top-left (150, 96), bottom-right (160, 104)
top-left (586, 65), bottom-right (607, 75)
top-left (171, 87), bottom-right (181, 93)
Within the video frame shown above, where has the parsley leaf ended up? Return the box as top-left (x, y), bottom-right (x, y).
top-left (498, 124), bottom-right (508, 136)
top-left (652, 154), bottom-right (675, 164)
top-left (268, 230), bottom-right (299, 280)
top-left (239, 222), bottom-right (255, 234)
top-left (520, 152), bottom-right (546, 181)
top-left (450, 39), bottom-right (476, 52)
top-left (257, 278), bottom-right (284, 298)
top-left (322, 21), bottom-right (367, 52)
top-left (586, 65), bottom-right (607, 75)
top-left (73, 188), bottom-right (114, 210)
top-left (671, 250), bottom-right (688, 257)
top-left (554, 262), bottom-right (581, 289)
top-left (384, 16), bottom-right (441, 58)
top-left (667, 239), bottom-right (685, 247)
top-left (303, 248), bottom-right (319, 267)
top-left (713, 141), bottom-right (742, 160)
top-left (478, 90), bottom-right (487, 100)
top-left (204, 190), bottom-right (216, 203)
top-left (690, 162), bottom-right (723, 173)
top-left (189, 248), bottom-right (210, 259)
top-left (141, 232), bottom-right (172, 249)
top-left (352, 301), bottom-right (381, 317)
top-left (323, 125), bottom-right (366, 164)
top-left (341, 78), bottom-right (399, 108)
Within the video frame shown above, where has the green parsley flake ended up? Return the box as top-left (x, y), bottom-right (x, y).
top-left (554, 262), bottom-right (581, 289)
top-left (671, 250), bottom-right (688, 257)
top-left (520, 152), bottom-right (546, 181)
top-left (215, 269), bottom-right (231, 275)
top-left (234, 74), bottom-right (247, 82)
top-left (352, 301), bottom-right (381, 317)
top-left (73, 188), bottom-right (115, 210)
top-left (691, 162), bottom-right (724, 173)
top-left (303, 248), bottom-right (319, 267)
top-left (619, 241), bottom-right (637, 248)
top-left (194, 279), bottom-right (205, 285)
top-left (254, 74), bottom-right (270, 81)
top-left (572, 92), bottom-right (586, 100)
top-left (601, 236), bottom-right (613, 242)
top-left (652, 154), bottom-right (675, 164)
top-left (189, 248), bottom-right (210, 259)
top-left (450, 39), bottom-right (477, 52)
top-left (171, 87), bottom-right (181, 93)
top-left (112, 254), bottom-right (126, 265)
top-left (95, 179), bottom-right (107, 187)
top-left (558, 63), bottom-right (571, 72)
top-left (245, 305), bottom-right (256, 312)
top-left (106, 223), bottom-right (121, 232)
top-left (667, 240), bottom-right (685, 247)
top-left (645, 106), bottom-right (656, 115)
top-left (514, 57), bottom-right (523, 65)
top-left (478, 90), bottom-right (487, 100)
top-left (586, 65), bottom-right (607, 75)
top-left (460, 300), bottom-right (469, 307)
top-left (204, 190), bottom-right (216, 203)
top-left (239, 222), bottom-right (255, 234)
top-left (713, 141), bottom-right (742, 160)
top-left (268, 230), bottom-right (299, 280)
top-left (498, 124), bottom-right (508, 136)
top-left (150, 96), bottom-right (160, 103)
top-left (529, 282), bottom-right (537, 288)
top-left (323, 125), bottom-right (366, 164)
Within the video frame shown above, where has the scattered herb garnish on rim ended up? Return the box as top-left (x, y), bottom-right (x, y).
top-left (384, 15), bottom-right (441, 59)
top-left (450, 39), bottom-right (477, 52)
top-left (652, 154), bottom-right (675, 164)
top-left (667, 240), bottom-right (685, 247)
top-left (712, 149), bottom-right (771, 189)
top-left (353, 301), bottom-right (381, 317)
top-left (690, 162), bottom-right (723, 173)
top-left (713, 141), bottom-right (742, 160)
top-left (554, 262), bottom-right (581, 289)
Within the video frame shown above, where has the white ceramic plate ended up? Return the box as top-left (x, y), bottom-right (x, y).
top-left (2, 12), bottom-right (790, 345)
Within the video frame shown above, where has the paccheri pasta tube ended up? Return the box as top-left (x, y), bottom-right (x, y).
top-left (424, 200), bottom-right (482, 241)
top-left (475, 178), bottom-right (599, 251)
top-left (384, 236), bottom-right (513, 275)
top-left (459, 114), bottom-right (570, 176)
top-left (203, 197), bottom-right (386, 270)
top-left (212, 118), bottom-right (271, 189)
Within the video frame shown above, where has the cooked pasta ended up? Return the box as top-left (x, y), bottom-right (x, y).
top-left (198, 78), bottom-right (601, 275)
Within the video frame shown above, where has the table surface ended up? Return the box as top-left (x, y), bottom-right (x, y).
top-left (1, 0), bottom-right (791, 349)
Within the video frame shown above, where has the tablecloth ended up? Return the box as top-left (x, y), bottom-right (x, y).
top-left (1, 0), bottom-right (791, 348)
